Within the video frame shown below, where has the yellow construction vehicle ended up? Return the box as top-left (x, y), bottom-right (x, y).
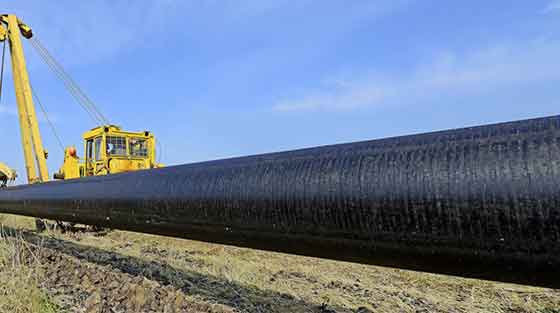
top-left (55, 125), bottom-right (160, 179)
top-left (0, 14), bottom-right (162, 188)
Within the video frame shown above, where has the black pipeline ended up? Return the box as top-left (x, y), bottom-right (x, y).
top-left (1, 115), bottom-right (560, 288)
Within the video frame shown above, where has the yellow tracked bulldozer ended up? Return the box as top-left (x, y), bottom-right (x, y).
top-left (0, 14), bottom-right (163, 230)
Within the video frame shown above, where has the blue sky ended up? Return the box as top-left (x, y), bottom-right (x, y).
top-left (1, 1), bottom-right (560, 183)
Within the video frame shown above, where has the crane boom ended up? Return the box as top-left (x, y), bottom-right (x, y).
top-left (0, 14), bottom-right (161, 232)
top-left (1, 14), bottom-right (161, 187)
top-left (0, 14), bottom-right (48, 183)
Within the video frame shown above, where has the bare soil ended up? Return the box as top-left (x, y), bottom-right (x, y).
top-left (1, 214), bottom-right (560, 313)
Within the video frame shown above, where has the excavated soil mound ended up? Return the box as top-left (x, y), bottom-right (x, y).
top-left (38, 248), bottom-right (233, 313)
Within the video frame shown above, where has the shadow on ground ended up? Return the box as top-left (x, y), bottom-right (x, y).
top-left (1, 227), bottom-right (355, 313)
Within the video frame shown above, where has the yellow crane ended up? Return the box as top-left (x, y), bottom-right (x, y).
top-left (0, 15), bottom-right (48, 184)
top-left (0, 14), bottom-right (161, 186)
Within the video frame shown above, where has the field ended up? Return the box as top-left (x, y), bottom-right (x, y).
top-left (0, 214), bottom-right (559, 313)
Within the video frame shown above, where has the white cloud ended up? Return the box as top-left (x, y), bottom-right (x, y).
top-left (4, 1), bottom-right (188, 66)
top-left (542, 1), bottom-right (560, 13)
top-left (3, 0), bottom-right (410, 68)
top-left (3, 1), bottom-right (285, 65)
top-left (273, 39), bottom-right (560, 112)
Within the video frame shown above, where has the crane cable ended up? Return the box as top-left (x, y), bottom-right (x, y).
top-left (30, 37), bottom-right (108, 125)
top-left (30, 83), bottom-right (65, 152)
top-left (31, 40), bottom-right (101, 124)
top-left (29, 37), bottom-right (109, 126)
top-left (29, 38), bottom-right (103, 125)
top-left (0, 39), bottom-right (5, 106)
top-left (0, 37), bottom-right (65, 153)
top-left (30, 38), bottom-right (105, 125)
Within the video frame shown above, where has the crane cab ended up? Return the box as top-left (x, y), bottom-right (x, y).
top-left (55, 125), bottom-right (162, 180)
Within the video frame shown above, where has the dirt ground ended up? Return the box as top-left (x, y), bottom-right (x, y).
top-left (0, 214), bottom-right (559, 313)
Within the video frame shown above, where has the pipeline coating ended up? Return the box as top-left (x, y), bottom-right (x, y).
top-left (1, 115), bottom-right (560, 287)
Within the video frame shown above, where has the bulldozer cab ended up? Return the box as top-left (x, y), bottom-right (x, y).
top-left (56, 125), bottom-right (161, 180)
top-left (83, 125), bottom-right (158, 176)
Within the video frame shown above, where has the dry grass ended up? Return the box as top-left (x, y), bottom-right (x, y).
top-left (0, 225), bottom-right (60, 313)
top-left (90, 231), bottom-right (560, 313)
top-left (1, 213), bottom-right (560, 312)
top-left (0, 214), bottom-right (37, 230)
